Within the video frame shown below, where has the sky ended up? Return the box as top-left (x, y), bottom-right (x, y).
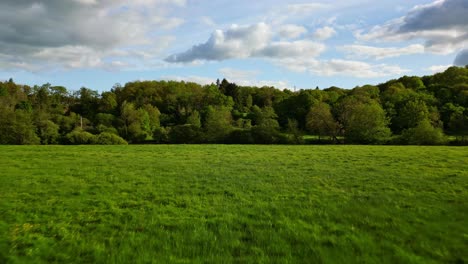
top-left (0, 0), bottom-right (467, 92)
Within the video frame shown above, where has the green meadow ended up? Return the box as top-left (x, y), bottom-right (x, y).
top-left (0, 145), bottom-right (467, 263)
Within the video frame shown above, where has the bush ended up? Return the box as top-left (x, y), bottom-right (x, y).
top-left (65, 130), bottom-right (96, 145)
top-left (400, 119), bottom-right (447, 145)
top-left (95, 132), bottom-right (128, 145)
top-left (153, 127), bottom-right (169, 143)
top-left (168, 125), bottom-right (203, 144)
top-left (251, 126), bottom-right (288, 144)
top-left (226, 129), bottom-right (254, 144)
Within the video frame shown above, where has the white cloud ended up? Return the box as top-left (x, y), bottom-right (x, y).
top-left (166, 23), bottom-right (272, 62)
top-left (426, 65), bottom-right (452, 73)
top-left (219, 68), bottom-right (259, 80)
top-left (166, 23), bottom-right (324, 62)
top-left (313, 26), bottom-right (337, 40)
top-left (255, 41), bottom-right (325, 58)
top-left (278, 24), bottom-right (308, 39)
top-left (274, 58), bottom-right (409, 78)
top-left (341, 44), bottom-right (425, 60)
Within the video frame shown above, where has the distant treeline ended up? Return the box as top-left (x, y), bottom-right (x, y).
top-left (1, 66), bottom-right (467, 145)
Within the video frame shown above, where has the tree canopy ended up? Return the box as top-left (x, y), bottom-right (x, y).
top-left (0, 67), bottom-right (467, 145)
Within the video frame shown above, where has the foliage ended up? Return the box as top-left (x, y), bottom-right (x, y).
top-left (95, 132), bottom-right (128, 145)
top-left (168, 125), bottom-right (203, 144)
top-left (400, 119), bottom-right (448, 145)
top-left (345, 102), bottom-right (392, 144)
top-left (65, 129), bottom-right (96, 145)
top-left (0, 67), bottom-right (467, 145)
top-left (306, 102), bottom-right (338, 142)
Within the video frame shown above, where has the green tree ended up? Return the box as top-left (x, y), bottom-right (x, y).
top-left (306, 102), bottom-right (338, 142)
top-left (345, 102), bottom-right (391, 144)
top-left (203, 106), bottom-right (233, 142)
top-left (12, 110), bottom-right (41, 145)
top-left (186, 110), bottom-right (201, 128)
top-left (36, 120), bottom-right (60, 144)
top-left (120, 101), bottom-right (152, 142)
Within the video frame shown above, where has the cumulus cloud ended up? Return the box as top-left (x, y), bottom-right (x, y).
top-left (454, 49), bottom-right (468, 66)
top-left (165, 23), bottom-right (272, 62)
top-left (278, 24), bottom-right (308, 39)
top-left (356, 0), bottom-right (468, 56)
top-left (313, 26), bottom-right (337, 40)
top-left (218, 68), bottom-right (289, 88)
top-left (0, 0), bottom-right (184, 71)
top-left (341, 44), bottom-right (425, 60)
top-left (275, 58), bottom-right (408, 78)
top-left (254, 41), bottom-right (325, 58)
top-left (165, 23), bottom-right (324, 63)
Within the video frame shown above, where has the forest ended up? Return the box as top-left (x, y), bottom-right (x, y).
top-left (0, 66), bottom-right (467, 145)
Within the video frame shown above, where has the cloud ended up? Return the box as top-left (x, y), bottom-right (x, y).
top-left (278, 24), bottom-right (308, 39)
top-left (341, 44), bottom-right (425, 60)
top-left (165, 23), bottom-right (272, 62)
top-left (254, 41), bottom-right (325, 58)
top-left (0, 0), bottom-right (185, 71)
top-left (287, 3), bottom-right (329, 15)
top-left (426, 64), bottom-right (452, 73)
top-left (313, 26), bottom-right (337, 40)
top-left (275, 58), bottom-right (409, 78)
top-left (454, 49), bottom-right (468, 66)
top-left (356, 0), bottom-right (468, 55)
top-left (165, 23), bottom-right (324, 63)
top-left (219, 68), bottom-right (259, 80)
top-left (218, 68), bottom-right (290, 88)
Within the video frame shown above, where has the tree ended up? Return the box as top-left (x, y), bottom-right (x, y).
top-left (36, 120), bottom-right (60, 145)
top-left (345, 102), bottom-right (391, 144)
top-left (395, 99), bottom-right (429, 132)
top-left (11, 110), bottom-right (41, 145)
top-left (448, 107), bottom-right (468, 142)
top-left (287, 119), bottom-right (304, 144)
top-left (306, 102), bottom-right (338, 142)
top-left (203, 106), bottom-right (233, 142)
top-left (119, 101), bottom-right (152, 142)
top-left (186, 110), bottom-right (201, 128)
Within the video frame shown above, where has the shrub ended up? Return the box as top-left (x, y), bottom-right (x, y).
top-left (95, 132), bottom-right (128, 145)
top-left (169, 125), bottom-right (203, 144)
top-left (226, 129), bottom-right (254, 144)
top-left (65, 130), bottom-right (96, 145)
top-left (400, 119), bottom-right (447, 145)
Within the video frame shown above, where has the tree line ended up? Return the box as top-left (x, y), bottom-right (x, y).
top-left (0, 66), bottom-right (467, 145)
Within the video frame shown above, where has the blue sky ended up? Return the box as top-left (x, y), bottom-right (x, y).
top-left (0, 0), bottom-right (467, 91)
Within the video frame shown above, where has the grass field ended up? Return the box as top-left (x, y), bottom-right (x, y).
top-left (0, 145), bottom-right (467, 263)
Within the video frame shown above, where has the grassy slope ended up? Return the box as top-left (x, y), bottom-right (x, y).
top-left (0, 145), bottom-right (467, 263)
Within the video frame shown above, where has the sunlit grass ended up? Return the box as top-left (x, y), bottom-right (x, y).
top-left (0, 145), bottom-right (467, 263)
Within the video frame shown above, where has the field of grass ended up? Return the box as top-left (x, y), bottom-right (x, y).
top-left (0, 145), bottom-right (467, 263)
